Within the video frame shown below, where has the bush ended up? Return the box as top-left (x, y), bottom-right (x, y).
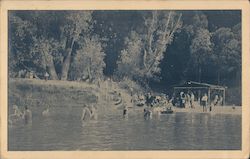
top-left (117, 77), bottom-right (145, 94)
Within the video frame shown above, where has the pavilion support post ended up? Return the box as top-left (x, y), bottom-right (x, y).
top-left (208, 88), bottom-right (211, 106)
top-left (223, 88), bottom-right (225, 106)
top-left (198, 90), bottom-right (201, 106)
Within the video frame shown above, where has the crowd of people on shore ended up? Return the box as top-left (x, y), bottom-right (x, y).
top-left (114, 92), bottom-right (174, 119)
top-left (175, 91), bottom-right (195, 108)
top-left (131, 90), bottom-right (224, 113)
top-left (97, 87), bottom-right (226, 120)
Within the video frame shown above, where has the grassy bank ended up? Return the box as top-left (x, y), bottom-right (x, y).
top-left (8, 78), bottom-right (98, 111)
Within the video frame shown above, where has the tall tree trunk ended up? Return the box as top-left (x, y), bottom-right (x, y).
top-left (61, 49), bottom-right (71, 80)
top-left (43, 52), bottom-right (58, 80)
top-left (143, 49), bottom-right (147, 68)
top-left (47, 57), bottom-right (58, 80)
top-left (61, 38), bottom-right (75, 80)
top-left (87, 58), bottom-right (92, 81)
top-left (143, 11), bottom-right (157, 69)
top-left (146, 13), bottom-right (182, 75)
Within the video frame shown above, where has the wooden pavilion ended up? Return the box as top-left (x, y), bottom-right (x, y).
top-left (173, 81), bottom-right (226, 105)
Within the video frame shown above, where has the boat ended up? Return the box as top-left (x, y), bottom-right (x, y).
top-left (160, 108), bottom-right (174, 114)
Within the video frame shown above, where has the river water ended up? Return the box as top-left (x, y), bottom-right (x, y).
top-left (8, 106), bottom-right (241, 150)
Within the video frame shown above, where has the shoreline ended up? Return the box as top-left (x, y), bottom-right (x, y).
top-left (163, 106), bottom-right (241, 115)
top-left (9, 78), bottom-right (242, 116)
top-left (173, 106), bottom-right (242, 115)
top-left (131, 105), bottom-right (242, 116)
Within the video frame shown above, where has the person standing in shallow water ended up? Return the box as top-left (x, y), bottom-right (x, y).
top-left (23, 105), bottom-right (32, 124)
top-left (81, 104), bottom-right (92, 121)
top-left (9, 105), bottom-right (23, 125)
top-left (123, 101), bottom-right (128, 118)
top-left (145, 92), bottom-right (153, 107)
top-left (12, 105), bottom-right (23, 118)
top-left (190, 92), bottom-right (195, 108)
top-left (144, 106), bottom-right (152, 120)
top-left (89, 105), bottom-right (98, 120)
top-left (201, 93), bottom-right (208, 112)
top-left (42, 105), bottom-right (50, 117)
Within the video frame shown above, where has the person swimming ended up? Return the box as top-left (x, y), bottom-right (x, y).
top-left (23, 105), bottom-right (32, 124)
top-left (9, 105), bottom-right (23, 125)
top-left (81, 104), bottom-right (92, 121)
top-left (10, 105), bottom-right (23, 118)
top-left (89, 105), bottom-right (98, 120)
top-left (42, 105), bottom-right (50, 117)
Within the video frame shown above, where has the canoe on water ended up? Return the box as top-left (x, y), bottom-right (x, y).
top-left (161, 109), bottom-right (174, 114)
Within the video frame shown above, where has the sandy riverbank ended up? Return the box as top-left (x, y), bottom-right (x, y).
top-left (129, 105), bottom-right (242, 116)
top-left (165, 106), bottom-right (241, 115)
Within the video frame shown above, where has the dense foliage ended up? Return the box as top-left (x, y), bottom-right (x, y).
top-left (9, 11), bottom-right (241, 103)
top-left (9, 11), bottom-right (105, 81)
top-left (116, 11), bottom-right (182, 85)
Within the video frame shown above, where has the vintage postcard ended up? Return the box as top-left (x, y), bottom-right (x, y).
top-left (0, 0), bottom-right (250, 159)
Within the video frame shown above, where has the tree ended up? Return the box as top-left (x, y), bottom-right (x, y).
top-left (190, 28), bottom-right (213, 82)
top-left (9, 12), bottom-right (67, 79)
top-left (212, 25), bottom-right (241, 85)
top-left (116, 11), bottom-right (182, 84)
top-left (184, 12), bottom-right (208, 38)
top-left (182, 12), bottom-right (214, 83)
top-left (69, 35), bottom-right (106, 81)
top-left (212, 27), bottom-right (234, 84)
top-left (9, 13), bottom-right (38, 77)
top-left (9, 11), bottom-right (101, 80)
top-left (116, 31), bottom-right (143, 79)
top-left (30, 37), bottom-right (62, 80)
top-left (60, 11), bottom-right (93, 80)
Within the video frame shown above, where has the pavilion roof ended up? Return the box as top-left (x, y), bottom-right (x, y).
top-left (174, 81), bottom-right (226, 90)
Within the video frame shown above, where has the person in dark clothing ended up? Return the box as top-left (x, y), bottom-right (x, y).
top-left (145, 92), bottom-right (154, 107)
top-left (123, 102), bottom-right (128, 118)
top-left (180, 92), bottom-right (185, 108)
top-left (201, 93), bottom-right (208, 112)
top-left (23, 106), bottom-right (32, 124)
